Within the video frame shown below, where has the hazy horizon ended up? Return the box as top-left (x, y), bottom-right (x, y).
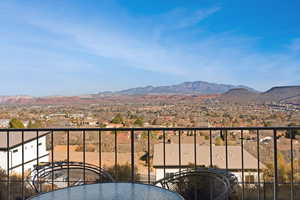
top-left (2, 80), bottom-right (300, 97)
top-left (1, 0), bottom-right (300, 96)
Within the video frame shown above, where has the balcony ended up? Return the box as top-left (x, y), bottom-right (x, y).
top-left (0, 127), bottom-right (299, 200)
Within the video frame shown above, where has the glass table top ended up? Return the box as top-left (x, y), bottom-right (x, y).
top-left (29, 183), bottom-right (184, 200)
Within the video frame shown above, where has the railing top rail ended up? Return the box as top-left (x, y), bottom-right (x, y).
top-left (0, 126), bottom-right (300, 132)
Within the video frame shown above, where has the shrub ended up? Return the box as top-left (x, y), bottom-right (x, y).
top-left (9, 118), bottom-right (25, 128)
top-left (0, 169), bottom-right (34, 199)
top-left (111, 114), bottom-right (123, 124)
top-left (75, 144), bottom-right (96, 152)
top-left (106, 163), bottom-right (140, 182)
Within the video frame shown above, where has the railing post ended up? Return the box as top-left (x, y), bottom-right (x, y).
top-left (263, 178), bottom-right (266, 200)
top-left (163, 130), bottom-right (166, 178)
top-left (22, 130), bottom-right (24, 199)
top-left (36, 130), bottom-right (40, 191)
top-left (273, 130), bottom-right (278, 200)
top-left (178, 130), bottom-right (181, 174)
top-left (194, 130), bottom-right (197, 169)
top-left (131, 129), bottom-right (134, 183)
top-left (209, 130), bottom-right (213, 167)
top-left (98, 130), bottom-right (102, 182)
top-left (114, 129), bottom-right (117, 180)
top-left (225, 130), bottom-right (228, 171)
top-left (51, 130), bottom-right (54, 191)
top-left (83, 130), bottom-right (86, 184)
top-left (193, 129), bottom-right (198, 200)
top-left (290, 128), bottom-right (294, 200)
top-left (67, 130), bottom-right (70, 187)
top-left (147, 130), bottom-right (150, 184)
top-left (6, 131), bottom-right (10, 200)
top-left (241, 129), bottom-right (245, 200)
top-left (257, 129), bottom-right (261, 200)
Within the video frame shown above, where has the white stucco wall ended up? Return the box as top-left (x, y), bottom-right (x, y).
top-left (0, 136), bottom-right (49, 174)
top-left (0, 151), bottom-right (6, 170)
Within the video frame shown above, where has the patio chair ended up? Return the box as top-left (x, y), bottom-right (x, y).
top-left (154, 168), bottom-right (238, 200)
top-left (27, 161), bottom-right (114, 193)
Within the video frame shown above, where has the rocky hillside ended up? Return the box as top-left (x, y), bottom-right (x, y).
top-left (219, 86), bottom-right (300, 104)
top-left (219, 88), bottom-right (259, 103)
top-left (259, 86), bottom-right (300, 103)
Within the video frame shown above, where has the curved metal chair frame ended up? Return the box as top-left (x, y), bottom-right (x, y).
top-left (154, 168), bottom-right (238, 200)
top-left (27, 161), bottom-right (114, 193)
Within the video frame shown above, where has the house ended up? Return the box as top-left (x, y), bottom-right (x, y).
top-left (153, 144), bottom-right (266, 183)
top-left (0, 131), bottom-right (50, 174)
top-left (259, 136), bottom-right (273, 144)
top-left (168, 135), bottom-right (206, 144)
top-left (0, 119), bottom-right (10, 128)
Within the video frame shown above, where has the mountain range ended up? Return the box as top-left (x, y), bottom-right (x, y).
top-left (219, 86), bottom-right (300, 104)
top-left (99, 81), bottom-right (255, 95)
top-left (1, 81), bottom-right (300, 105)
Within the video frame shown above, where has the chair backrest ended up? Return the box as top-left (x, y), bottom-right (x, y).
top-left (27, 161), bottom-right (114, 193)
top-left (154, 168), bottom-right (238, 200)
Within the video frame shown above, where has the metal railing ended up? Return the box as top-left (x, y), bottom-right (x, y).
top-left (0, 127), bottom-right (299, 200)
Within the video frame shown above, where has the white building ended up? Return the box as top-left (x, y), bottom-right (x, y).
top-left (0, 119), bottom-right (10, 128)
top-left (0, 131), bottom-right (49, 174)
top-left (153, 144), bottom-right (266, 183)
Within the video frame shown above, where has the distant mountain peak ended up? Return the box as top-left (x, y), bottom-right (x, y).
top-left (99, 81), bottom-right (256, 95)
top-left (224, 88), bottom-right (256, 94)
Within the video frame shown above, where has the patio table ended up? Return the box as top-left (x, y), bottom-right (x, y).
top-left (28, 182), bottom-right (184, 200)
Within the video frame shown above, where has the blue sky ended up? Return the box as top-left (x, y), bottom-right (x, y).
top-left (0, 0), bottom-right (300, 96)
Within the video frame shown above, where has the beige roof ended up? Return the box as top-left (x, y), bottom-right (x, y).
top-left (153, 144), bottom-right (266, 170)
top-left (0, 131), bottom-right (49, 149)
top-left (169, 136), bottom-right (205, 144)
top-left (51, 151), bottom-right (145, 168)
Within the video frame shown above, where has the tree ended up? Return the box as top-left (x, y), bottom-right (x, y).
top-left (141, 131), bottom-right (156, 139)
top-left (133, 118), bottom-right (144, 127)
top-left (111, 114), bottom-right (123, 124)
top-left (9, 118), bottom-right (25, 128)
top-left (75, 144), bottom-right (95, 152)
top-left (27, 120), bottom-right (42, 128)
top-left (215, 136), bottom-right (223, 146)
top-left (97, 121), bottom-right (107, 128)
top-left (129, 114), bottom-right (138, 119)
top-left (151, 118), bottom-right (159, 125)
top-left (263, 152), bottom-right (291, 183)
top-left (0, 169), bottom-right (34, 199)
top-left (285, 123), bottom-right (300, 139)
top-left (27, 120), bottom-right (33, 128)
top-left (106, 163), bottom-right (140, 182)
top-left (278, 153), bottom-right (289, 182)
top-left (263, 120), bottom-right (272, 127)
